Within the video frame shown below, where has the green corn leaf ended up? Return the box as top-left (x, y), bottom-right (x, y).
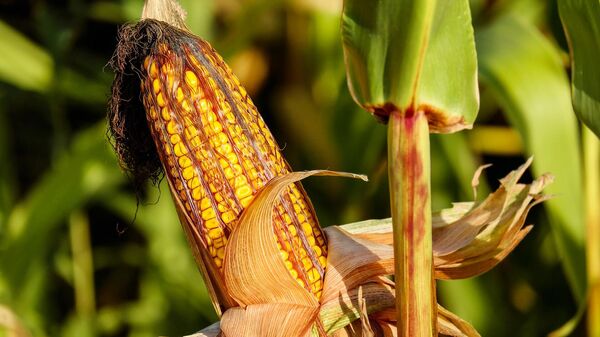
top-left (341, 0), bottom-right (478, 133)
top-left (558, 0), bottom-right (600, 137)
top-left (476, 14), bottom-right (586, 302)
top-left (0, 124), bottom-right (124, 297)
top-left (0, 20), bottom-right (53, 92)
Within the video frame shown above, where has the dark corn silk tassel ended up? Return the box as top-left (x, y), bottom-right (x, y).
top-left (108, 17), bottom-right (328, 312)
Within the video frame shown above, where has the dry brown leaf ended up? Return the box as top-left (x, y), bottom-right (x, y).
top-left (321, 227), bottom-right (394, 302)
top-left (339, 159), bottom-right (552, 281)
top-left (319, 282), bottom-right (395, 334)
top-left (220, 303), bottom-right (318, 337)
top-left (192, 160), bottom-right (550, 336)
top-left (437, 304), bottom-right (481, 337)
top-left (357, 286), bottom-right (375, 337)
top-left (471, 164), bottom-right (492, 200)
top-left (222, 171), bottom-right (366, 307)
top-left (433, 158), bottom-right (535, 256)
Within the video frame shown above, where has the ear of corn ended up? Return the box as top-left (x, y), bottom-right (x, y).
top-left (139, 32), bottom-right (327, 299)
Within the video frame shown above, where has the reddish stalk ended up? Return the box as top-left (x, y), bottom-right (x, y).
top-left (388, 108), bottom-right (436, 337)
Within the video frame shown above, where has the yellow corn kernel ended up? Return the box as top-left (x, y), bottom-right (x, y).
top-left (170, 134), bottom-right (181, 145)
top-left (200, 197), bottom-right (211, 210)
top-left (149, 61), bottom-right (158, 78)
top-left (178, 155), bottom-right (192, 168)
top-left (176, 87), bottom-right (184, 102)
top-left (185, 70), bottom-right (198, 87)
top-left (235, 185), bottom-right (252, 199)
top-left (205, 219), bottom-right (220, 229)
top-left (174, 142), bottom-right (188, 157)
top-left (157, 93), bottom-right (166, 107)
top-left (280, 250), bottom-right (289, 260)
top-left (221, 211), bottom-right (236, 224)
top-left (208, 228), bottom-right (223, 240)
top-left (240, 196), bottom-right (253, 207)
top-left (166, 120), bottom-right (177, 134)
top-left (202, 208), bottom-right (216, 220)
top-left (153, 79), bottom-right (161, 94)
top-left (192, 187), bottom-right (202, 200)
top-left (301, 222), bottom-right (313, 236)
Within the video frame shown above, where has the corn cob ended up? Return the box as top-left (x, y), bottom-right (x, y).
top-left (139, 32), bottom-right (327, 298)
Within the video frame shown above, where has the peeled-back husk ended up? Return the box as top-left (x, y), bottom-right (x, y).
top-left (339, 158), bottom-right (553, 280)
top-left (193, 160), bottom-right (550, 337)
top-left (222, 170), bottom-right (367, 308)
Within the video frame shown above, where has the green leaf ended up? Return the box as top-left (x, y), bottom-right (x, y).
top-left (341, 0), bottom-right (478, 133)
top-left (0, 124), bottom-right (124, 296)
top-left (179, 0), bottom-right (215, 38)
top-left (0, 20), bottom-right (53, 92)
top-left (417, 0), bottom-right (479, 133)
top-left (0, 98), bottom-right (15, 232)
top-left (558, 0), bottom-right (600, 137)
top-left (341, 0), bottom-right (436, 112)
top-left (476, 14), bottom-right (586, 302)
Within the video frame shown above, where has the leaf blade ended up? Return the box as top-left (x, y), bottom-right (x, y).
top-left (476, 14), bottom-right (586, 301)
top-left (558, 0), bottom-right (600, 136)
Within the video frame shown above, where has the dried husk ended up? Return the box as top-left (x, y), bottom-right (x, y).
top-left (219, 171), bottom-right (367, 337)
top-left (192, 160), bottom-right (550, 337)
top-left (345, 158), bottom-right (553, 279)
top-left (222, 171), bottom-right (367, 308)
top-left (221, 303), bottom-right (318, 337)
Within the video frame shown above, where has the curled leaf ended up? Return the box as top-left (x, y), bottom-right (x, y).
top-left (437, 304), bottom-right (481, 337)
top-left (348, 304), bottom-right (480, 337)
top-left (338, 159), bottom-right (552, 280)
top-left (319, 282), bottom-right (395, 334)
top-left (223, 171), bottom-right (367, 307)
top-left (471, 164), bottom-right (492, 200)
top-left (321, 226), bottom-right (394, 303)
top-left (221, 303), bottom-right (318, 337)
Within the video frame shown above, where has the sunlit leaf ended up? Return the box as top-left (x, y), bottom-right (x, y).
top-left (341, 0), bottom-right (478, 133)
top-left (558, 0), bottom-right (600, 137)
top-left (0, 100), bottom-right (14, 231)
top-left (0, 20), bottom-right (53, 92)
top-left (0, 124), bottom-right (123, 295)
top-left (475, 14), bottom-right (586, 301)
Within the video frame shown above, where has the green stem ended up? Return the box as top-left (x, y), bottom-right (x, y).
top-left (69, 211), bottom-right (96, 315)
top-left (584, 126), bottom-right (600, 337)
top-left (388, 109), bottom-right (436, 337)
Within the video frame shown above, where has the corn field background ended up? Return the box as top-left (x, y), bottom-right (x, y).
top-left (0, 0), bottom-right (592, 336)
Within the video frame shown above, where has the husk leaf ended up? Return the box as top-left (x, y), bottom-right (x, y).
top-left (321, 227), bottom-right (394, 303)
top-left (318, 228), bottom-right (481, 337)
top-left (220, 303), bottom-right (318, 337)
top-left (187, 161), bottom-right (549, 336)
top-left (437, 304), bottom-right (481, 337)
top-left (338, 159), bottom-right (552, 280)
top-left (319, 282), bottom-right (395, 334)
top-left (223, 170), bottom-right (367, 307)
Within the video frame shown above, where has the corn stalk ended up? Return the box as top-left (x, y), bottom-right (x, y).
top-left (388, 110), bottom-right (435, 336)
top-left (341, 0), bottom-right (478, 335)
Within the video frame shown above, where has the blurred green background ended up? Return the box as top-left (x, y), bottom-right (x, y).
top-left (0, 0), bottom-right (589, 336)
